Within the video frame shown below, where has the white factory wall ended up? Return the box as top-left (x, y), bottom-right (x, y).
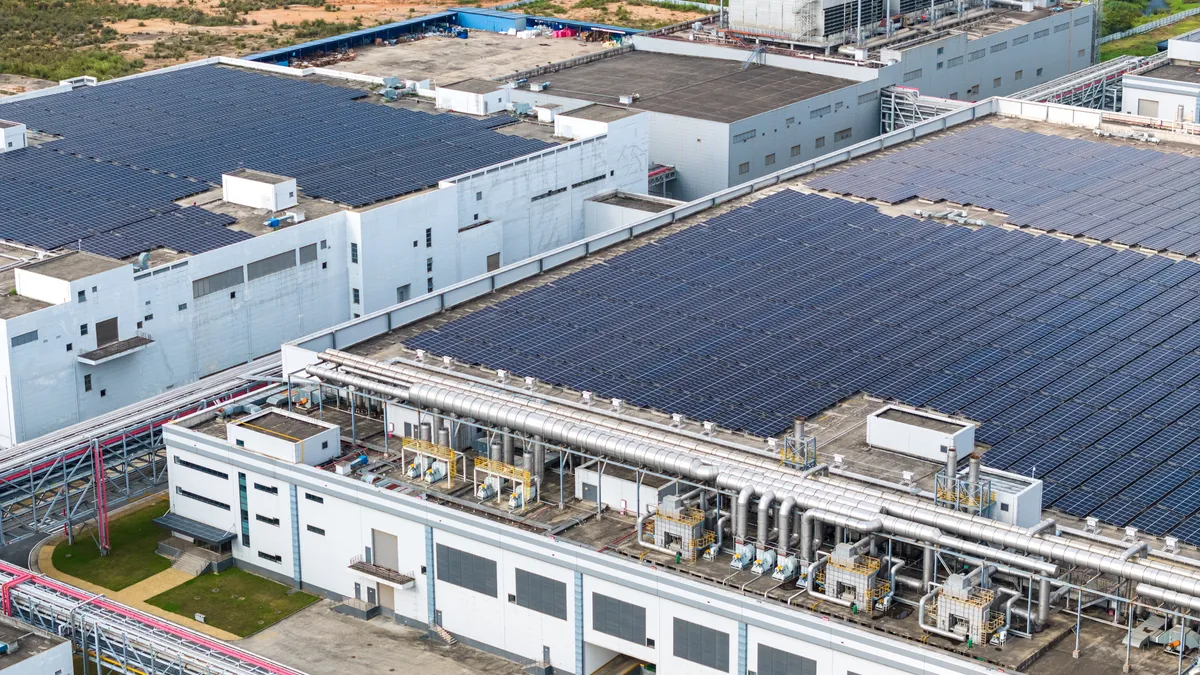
top-left (221, 174), bottom-right (297, 212)
top-left (0, 638), bottom-right (72, 675)
top-left (436, 87), bottom-right (510, 116)
top-left (12, 269), bottom-right (71, 305)
top-left (0, 123), bottom-right (649, 445)
top-left (1121, 74), bottom-right (1200, 122)
top-left (167, 422), bottom-right (1003, 675)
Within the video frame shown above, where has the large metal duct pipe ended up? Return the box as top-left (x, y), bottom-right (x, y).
top-left (522, 437), bottom-right (535, 473)
top-left (310, 360), bottom-right (1200, 602)
top-left (533, 435), bottom-right (545, 484)
top-left (735, 485), bottom-right (754, 542)
top-left (489, 438), bottom-right (503, 462)
top-left (502, 427), bottom-right (515, 465)
top-left (757, 491), bottom-right (776, 547)
top-left (800, 508), bottom-right (883, 562)
top-left (437, 426), bottom-right (451, 448)
top-left (776, 496), bottom-right (797, 555)
top-left (1138, 584), bottom-right (1200, 613)
top-left (1027, 518), bottom-right (1056, 537)
top-left (945, 445), bottom-right (958, 483)
top-left (919, 586), bottom-right (965, 642)
top-left (923, 545), bottom-right (935, 589)
top-left (1037, 577), bottom-right (1051, 625)
top-left (967, 454), bottom-right (981, 498)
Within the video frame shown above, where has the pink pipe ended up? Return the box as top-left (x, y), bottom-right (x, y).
top-left (0, 561), bottom-right (301, 674)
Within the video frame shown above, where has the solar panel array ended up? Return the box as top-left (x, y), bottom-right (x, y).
top-left (408, 190), bottom-right (1200, 545)
top-left (0, 145), bottom-right (236, 254)
top-left (808, 125), bottom-right (1200, 256)
top-left (2, 65), bottom-right (552, 208)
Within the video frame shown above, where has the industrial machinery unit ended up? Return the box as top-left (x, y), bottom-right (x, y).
top-left (930, 574), bottom-right (1004, 646)
top-left (653, 495), bottom-right (711, 562)
top-left (819, 543), bottom-right (888, 613)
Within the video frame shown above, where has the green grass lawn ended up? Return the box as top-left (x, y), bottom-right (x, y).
top-left (146, 568), bottom-right (318, 637)
top-left (51, 500), bottom-right (171, 591)
top-left (1101, 14), bottom-right (1200, 60)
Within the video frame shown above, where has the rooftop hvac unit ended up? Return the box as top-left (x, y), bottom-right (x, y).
top-left (618, 94), bottom-right (640, 105)
top-left (530, 81), bottom-right (550, 91)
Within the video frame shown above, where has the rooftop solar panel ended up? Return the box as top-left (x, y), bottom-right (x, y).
top-left (406, 190), bottom-right (1200, 542)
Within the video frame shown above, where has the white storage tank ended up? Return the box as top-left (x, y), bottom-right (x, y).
top-left (865, 405), bottom-right (975, 463)
top-left (221, 169), bottom-right (297, 211)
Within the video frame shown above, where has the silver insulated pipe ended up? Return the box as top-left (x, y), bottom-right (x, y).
top-left (310, 354), bottom-right (1200, 603)
top-left (945, 445), bottom-right (958, 484)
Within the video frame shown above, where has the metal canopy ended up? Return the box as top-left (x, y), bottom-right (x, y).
top-left (154, 511), bottom-right (235, 546)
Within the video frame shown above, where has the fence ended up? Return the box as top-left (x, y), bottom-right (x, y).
top-left (1098, 7), bottom-right (1200, 44)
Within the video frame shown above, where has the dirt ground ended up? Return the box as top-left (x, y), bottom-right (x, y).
top-left (240, 600), bottom-right (529, 675)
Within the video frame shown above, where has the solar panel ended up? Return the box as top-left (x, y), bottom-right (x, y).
top-left (406, 190), bottom-right (1200, 543)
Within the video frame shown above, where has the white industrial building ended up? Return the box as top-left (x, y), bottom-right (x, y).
top-left (0, 615), bottom-right (71, 675)
top-left (1122, 29), bottom-right (1200, 122)
top-left (506, 0), bottom-right (1096, 199)
top-left (0, 57), bottom-right (653, 446)
top-left (162, 96), bottom-right (1200, 675)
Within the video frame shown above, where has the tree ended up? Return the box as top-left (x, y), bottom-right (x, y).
top-left (1103, 0), bottom-right (1145, 35)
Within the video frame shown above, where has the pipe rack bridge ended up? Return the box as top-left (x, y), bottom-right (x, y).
top-left (0, 354), bottom-right (283, 546)
top-left (0, 560), bottom-right (305, 675)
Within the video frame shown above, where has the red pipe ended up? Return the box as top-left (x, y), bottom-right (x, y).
top-left (0, 561), bottom-right (301, 674)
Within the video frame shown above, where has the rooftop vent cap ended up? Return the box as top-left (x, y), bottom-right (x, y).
top-left (1166, 537), bottom-right (1179, 554)
top-left (415, 349), bottom-right (426, 363)
top-left (832, 454), bottom-right (845, 468)
top-left (581, 391), bottom-right (593, 405)
top-left (671, 413), bottom-right (683, 428)
top-left (1124, 527), bottom-right (1139, 543)
top-left (702, 421), bottom-right (714, 436)
top-left (1084, 517), bottom-right (1100, 534)
top-left (611, 398), bottom-right (623, 413)
top-left (442, 356), bottom-right (453, 367)
top-left (524, 376), bottom-right (536, 390)
top-left (901, 471), bottom-right (914, 486)
top-left (766, 438), bottom-right (777, 451)
top-left (497, 369), bottom-right (509, 384)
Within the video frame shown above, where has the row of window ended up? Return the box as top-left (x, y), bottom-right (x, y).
top-left (944, 68), bottom-right (1044, 100)
top-left (736, 130), bottom-right (847, 176)
top-left (193, 240), bottom-right (325, 300)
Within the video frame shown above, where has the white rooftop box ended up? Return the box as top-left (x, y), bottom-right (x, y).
top-left (435, 79), bottom-right (509, 116)
top-left (222, 169), bottom-right (297, 212)
top-left (0, 120), bottom-right (26, 154)
top-left (977, 465), bottom-right (1043, 529)
top-left (227, 408), bottom-right (340, 465)
top-left (866, 405), bottom-right (975, 463)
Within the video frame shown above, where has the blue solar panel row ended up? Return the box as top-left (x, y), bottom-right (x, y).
top-left (406, 190), bottom-right (1200, 546)
top-left (1, 65), bottom-right (552, 209)
top-left (77, 207), bottom-right (246, 259)
top-left (808, 125), bottom-right (1200, 256)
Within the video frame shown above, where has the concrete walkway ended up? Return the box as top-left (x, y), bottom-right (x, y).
top-left (37, 544), bottom-right (241, 641)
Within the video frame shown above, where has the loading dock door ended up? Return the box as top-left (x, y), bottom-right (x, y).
top-left (96, 317), bottom-right (119, 347)
top-left (378, 583), bottom-right (395, 611)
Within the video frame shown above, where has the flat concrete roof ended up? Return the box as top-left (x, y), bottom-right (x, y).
top-left (23, 251), bottom-right (125, 280)
top-left (0, 120), bottom-right (20, 129)
top-left (539, 51), bottom-right (854, 123)
top-left (591, 191), bottom-right (676, 213)
top-left (878, 407), bottom-right (968, 434)
top-left (226, 168), bottom-right (292, 185)
top-left (563, 104), bottom-right (641, 123)
top-left (442, 78), bottom-right (505, 94)
top-left (1140, 61), bottom-right (1200, 85)
top-left (241, 409), bottom-right (331, 441)
top-left (0, 618), bottom-right (65, 668)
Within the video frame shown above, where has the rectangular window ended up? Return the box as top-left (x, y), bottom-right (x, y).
top-left (193, 267), bottom-right (244, 298)
top-left (968, 84), bottom-right (980, 96)
top-left (436, 544), bottom-right (497, 597)
top-left (835, 128), bottom-right (852, 142)
top-left (738, 162), bottom-right (750, 175)
top-left (1054, 22), bottom-right (1069, 32)
top-left (247, 251), bottom-right (296, 281)
top-left (1034, 28), bottom-right (1050, 38)
top-left (258, 551), bottom-right (282, 564)
top-left (305, 493), bottom-right (324, 504)
top-left (352, 288), bottom-right (360, 305)
top-left (515, 569), bottom-right (567, 620)
top-left (673, 617), bottom-right (729, 672)
top-left (350, 242), bottom-right (359, 264)
top-left (571, 174), bottom-right (606, 188)
top-left (936, 61), bottom-right (943, 70)
top-left (238, 472), bottom-right (249, 546)
top-left (396, 285), bottom-right (411, 303)
top-left (758, 644), bottom-right (817, 675)
top-left (994, 77), bottom-right (1002, 88)
top-left (176, 487), bottom-right (230, 511)
top-left (1078, 48), bottom-right (1086, 57)
top-left (1012, 34), bottom-right (1028, 45)
top-left (254, 483), bottom-right (278, 495)
top-left (426, 277), bottom-right (434, 293)
top-left (299, 243), bottom-right (318, 265)
top-left (732, 129), bottom-right (756, 143)
top-left (426, 258), bottom-right (433, 273)
top-left (815, 136), bottom-right (825, 149)
top-left (1015, 69), bottom-right (1023, 81)
top-left (1037, 67), bottom-right (1044, 76)
top-left (785, 116), bottom-right (795, 124)
top-left (475, 191), bottom-right (482, 201)
top-left (307, 524), bottom-right (325, 535)
top-left (425, 228), bottom-right (432, 247)
top-left (144, 314), bottom-right (153, 322)
top-left (857, 90), bottom-right (877, 104)
top-left (790, 144), bottom-right (801, 157)
top-left (936, 46), bottom-right (944, 55)
top-left (84, 374), bottom-right (92, 392)
top-left (809, 105), bottom-right (831, 119)
top-left (178, 303), bottom-right (188, 311)
top-left (173, 455), bottom-right (229, 479)
top-left (80, 323), bottom-right (88, 336)
top-left (593, 593), bottom-right (646, 645)
top-left (990, 41), bottom-right (1007, 53)
top-left (77, 290), bottom-right (86, 303)
top-left (530, 187), bottom-right (567, 202)
top-left (1074, 15), bottom-right (1088, 26)
top-left (487, 253), bottom-right (500, 272)
top-left (903, 68), bottom-right (922, 82)
top-left (764, 153), bottom-right (775, 166)
top-left (255, 514), bottom-right (280, 526)
top-left (968, 49), bottom-right (985, 61)
top-left (948, 56), bottom-right (963, 67)
top-left (9, 330), bottom-right (37, 348)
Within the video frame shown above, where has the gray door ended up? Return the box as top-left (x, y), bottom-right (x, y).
top-left (367, 585), bottom-right (376, 605)
top-left (582, 483), bottom-right (598, 503)
top-left (96, 317), bottom-right (118, 347)
top-left (354, 582), bottom-right (361, 600)
top-left (372, 529), bottom-right (399, 571)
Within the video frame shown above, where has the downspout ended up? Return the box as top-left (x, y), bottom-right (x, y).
top-left (776, 496), bottom-right (797, 555)
top-left (919, 586), bottom-right (966, 642)
top-left (757, 491), bottom-right (776, 547)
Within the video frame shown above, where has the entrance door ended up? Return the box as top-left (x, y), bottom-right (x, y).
top-left (96, 317), bottom-right (119, 347)
top-left (367, 585), bottom-right (377, 605)
top-left (378, 583), bottom-right (395, 611)
top-left (354, 582), bottom-right (361, 600)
